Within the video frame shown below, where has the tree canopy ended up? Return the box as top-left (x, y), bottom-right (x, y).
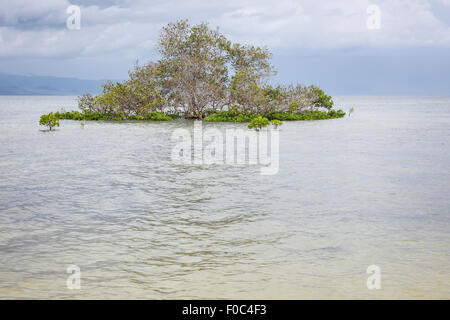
top-left (77, 20), bottom-right (338, 120)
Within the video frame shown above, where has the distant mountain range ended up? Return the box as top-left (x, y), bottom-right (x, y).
top-left (0, 73), bottom-right (114, 95)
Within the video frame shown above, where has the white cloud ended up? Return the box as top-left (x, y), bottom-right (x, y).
top-left (0, 0), bottom-right (70, 25)
top-left (214, 0), bottom-right (450, 48)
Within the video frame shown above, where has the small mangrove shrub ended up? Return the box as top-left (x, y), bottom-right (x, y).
top-left (39, 112), bottom-right (60, 131)
top-left (248, 116), bottom-right (270, 130)
top-left (271, 119), bottom-right (283, 129)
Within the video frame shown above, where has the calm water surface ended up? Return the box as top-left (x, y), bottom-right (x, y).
top-left (0, 96), bottom-right (449, 299)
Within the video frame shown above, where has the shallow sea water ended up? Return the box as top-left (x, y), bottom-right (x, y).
top-left (0, 96), bottom-right (449, 299)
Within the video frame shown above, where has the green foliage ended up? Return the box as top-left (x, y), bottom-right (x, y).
top-left (204, 107), bottom-right (256, 122)
top-left (264, 87), bottom-right (283, 101)
top-left (48, 110), bottom-right (177, 123)
top-left (310, 86), bottom-right (334, 110)
top-left (47, 107), bottom-right (345, 125)
top-left (140, 112), bottom-right (174, 121)
top-left (39, 112), bottom-right (60, 130)
top-left (123, 112), bottom-right (180, 121)
top-left (204, 109), bottom-right (345, 123)
top-left (248, 116), bottom-right (270, 130)
top-left (265, 109), bottom-right (345, 121)
top-left (271, 119), bottom-right (283, 128)
top-left (158, 20), bottom-right (233, 119)
top-left (55, 110), bottom-right (110, 121)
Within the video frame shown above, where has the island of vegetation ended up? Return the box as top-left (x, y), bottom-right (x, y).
top-left (40, 20), bottom-right (345, 130)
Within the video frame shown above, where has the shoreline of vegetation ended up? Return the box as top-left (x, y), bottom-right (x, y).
top-left (203, 109), bottom-right (345, 122)
top-left (40, 20), bottom-right (347, 129)
top-left (45, 108), bottom-right (345, 123)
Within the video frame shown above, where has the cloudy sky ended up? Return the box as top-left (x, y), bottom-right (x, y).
top-left (1, 0), bottom-right (450, 94)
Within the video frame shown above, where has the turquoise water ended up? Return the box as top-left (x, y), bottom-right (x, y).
top-left (0, 96), bottom-right (449, 299)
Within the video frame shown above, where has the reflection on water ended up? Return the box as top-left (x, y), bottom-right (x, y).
top-left (0, 96), bottom-right (449, 299)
